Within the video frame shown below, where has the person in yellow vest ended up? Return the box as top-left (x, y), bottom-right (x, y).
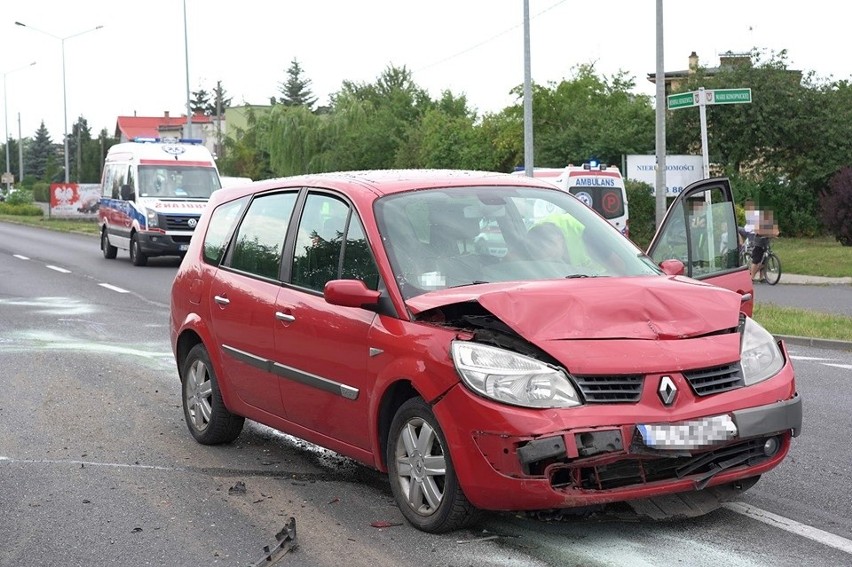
top-left (532, 212), bottom-right (593, 266)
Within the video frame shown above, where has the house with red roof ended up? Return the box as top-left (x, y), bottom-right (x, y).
top-left (114, 111), bottom-right (222, 156)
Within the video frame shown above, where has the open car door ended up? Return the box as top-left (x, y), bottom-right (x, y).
top-left (647, 177), bottom-right (754, 316)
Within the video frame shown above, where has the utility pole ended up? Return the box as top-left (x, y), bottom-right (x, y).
top-left (654, 0), bottom-right (667, 227)
top-left (522, 0), bottom-right (534, 176)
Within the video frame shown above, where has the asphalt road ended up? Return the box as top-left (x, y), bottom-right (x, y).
top-left (754, 280), bottom-right (852, 318)
top-left (2, 220), bottom-right (851, 567)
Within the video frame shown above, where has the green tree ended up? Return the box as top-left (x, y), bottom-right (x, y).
top-left (274, 58), bottom-right (317, 110)
top-left (190, 88), bottom-right (213, 115)
top-left (27, 121), bottom-right (56, 180)
top-left (506, 64), bottom-right (655, 169)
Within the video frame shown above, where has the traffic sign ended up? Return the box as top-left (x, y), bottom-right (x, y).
top-left (667, 92), bottom-right (697, 110)
top-left (710, 88), bottom-right (752, 105)
top-left (1, 172), bottom-right (13, 184)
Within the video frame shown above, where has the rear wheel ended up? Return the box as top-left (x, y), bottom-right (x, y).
top-left (129, 233), bottom-right (148, 266)
top-left (763, 253), bottom-right (781, 285)
top-left (101, 229), bottom-right (117, 259)
top-left (181, 343), bottom-right (244, 445)
top-left (387, 397), bottom-right (479, 533)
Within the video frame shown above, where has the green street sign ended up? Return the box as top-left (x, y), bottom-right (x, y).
top-left (711, 88), bottom-right (752, 105)
top-left (667, 91), bottom-right (696, 110)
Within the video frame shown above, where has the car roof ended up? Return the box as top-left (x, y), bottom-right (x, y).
top-left (208, 169), bottom-right (558, 206)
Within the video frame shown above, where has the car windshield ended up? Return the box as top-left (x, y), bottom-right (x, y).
top-left (138, 165), bottom-right (221, 199)
top-left (374, 184), bottom-right (661, 299)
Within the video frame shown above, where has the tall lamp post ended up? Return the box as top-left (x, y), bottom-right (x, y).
top-left (14, 21), bottom-right (103, 184)
top-left (3, 61), bottom-right (36, 191)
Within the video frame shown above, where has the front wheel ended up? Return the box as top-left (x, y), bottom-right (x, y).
top-left (387, 397), bottom-right (479, 533)
top-left (129, 233), bottom-right (148, 266)
top-left (181, 343), bottom-right (244, 445)
top-left (763, 253), bottom-right (781, 285)
top-left (101, 229), bottom-right (117, 259)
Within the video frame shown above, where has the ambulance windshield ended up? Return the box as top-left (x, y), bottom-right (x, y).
top-left (138, 165), bottom-right (221, 199)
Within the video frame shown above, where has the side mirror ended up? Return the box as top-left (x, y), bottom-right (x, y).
top-left (324, 279), bottom-right (381, 309)
top-left (659, 259), bottom-right (685, 276)
top-left (120, 184), bottom-right (135, 201)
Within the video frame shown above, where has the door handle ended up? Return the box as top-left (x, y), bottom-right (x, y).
top-left (213, 295), bottom-right (230, 305)
top-left (740, 292), bottom-right (752, 303)
top-left (275, 311), bottom-right (296, 323)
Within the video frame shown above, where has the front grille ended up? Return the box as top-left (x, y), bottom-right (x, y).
top-left (573, 374), bottom-right (644, 403)
top-left (555, 438), bottom-right (768, 491)
top-left (163, 214), bottom-right (201, 231)
top-left (683, 362), bottom-right (744, 396)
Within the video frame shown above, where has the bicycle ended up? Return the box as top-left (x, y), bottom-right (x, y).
top-left (740, 235), bottom-right (781, 285)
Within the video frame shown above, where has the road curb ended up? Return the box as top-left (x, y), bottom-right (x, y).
top-left (776, 335), bottom-right (852, 352)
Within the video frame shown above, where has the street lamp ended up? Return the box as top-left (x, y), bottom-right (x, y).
top-left (15, 21), bottom-right (103, 184)
top-left (3, 61), bottom-right (36, 191)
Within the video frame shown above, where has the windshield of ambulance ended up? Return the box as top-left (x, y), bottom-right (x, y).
top-left (374, 185), bottom-right (660, 300)
top-left (138, 165), bottom-right (221, 199)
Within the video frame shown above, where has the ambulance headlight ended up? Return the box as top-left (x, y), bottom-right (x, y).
top-left (146, 208), bottom-right (160, 229)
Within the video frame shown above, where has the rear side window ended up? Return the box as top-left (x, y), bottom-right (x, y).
top-left (228, 192), bottom-right (298, 279)
top-left (202, 197), bottom-right (249, 265)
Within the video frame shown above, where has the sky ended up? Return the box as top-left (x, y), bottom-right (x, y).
top-left (2, 0), bottom-right (849, 146)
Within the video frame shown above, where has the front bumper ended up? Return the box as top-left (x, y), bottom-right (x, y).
top-left (433, 378), bottom-right (801, 513)
top-left (137, 232), bottom-right (192, 257)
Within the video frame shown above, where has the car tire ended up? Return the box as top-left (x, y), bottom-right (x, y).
top-left (387, 397), bottom-right (480, 533)
top-left (130, 233), bottom-right (148, 266)
top-left (101, 229), bottom-right (117, 259)
top-left (180, 343), bottom-right (244, 445)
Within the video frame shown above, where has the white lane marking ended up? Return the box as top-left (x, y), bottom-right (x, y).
top-left (790, 356), bottom-right (833, 361)
top-left (0, 455), bottom-right (173, 470)
top-left (45, 265), bottom-right (71, 274)
top-left (724, 502), bottom-right (852, 555)
top-left (13, 254), bottom-right (29, 260)
top-left (99, 283), bottom-right (130, 294)
top-left (824, 363), bottom-right (852, 370)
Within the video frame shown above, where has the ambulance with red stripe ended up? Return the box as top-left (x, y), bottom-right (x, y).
top-left (98, 138), bottom-right (222, 266)
top-left (514, 161), bottom-right (630, 237)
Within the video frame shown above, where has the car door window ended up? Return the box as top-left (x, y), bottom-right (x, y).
top-left (291, 193), bottom-right (380, 292)
top-left (227, 192), bottom-right (298, 280)
top-left (649, 183), bottom-right (738, 278)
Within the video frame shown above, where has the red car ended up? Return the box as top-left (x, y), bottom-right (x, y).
top-left (170, 170), bottom-right (801, 533)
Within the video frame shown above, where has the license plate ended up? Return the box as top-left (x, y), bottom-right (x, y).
top-left (179, 244), bottom-right (189, 251)
top-left (637, 414), bottom-right (737, 449)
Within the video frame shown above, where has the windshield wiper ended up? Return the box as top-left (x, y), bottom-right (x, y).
top-left (449, 280), bottom-right (490, 288)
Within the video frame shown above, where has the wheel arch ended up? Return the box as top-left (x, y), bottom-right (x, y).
top-left (375, 379), bottom-right (420, 472)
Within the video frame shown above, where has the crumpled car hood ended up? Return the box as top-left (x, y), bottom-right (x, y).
top-left (406, 276), bottom-right (742, 341)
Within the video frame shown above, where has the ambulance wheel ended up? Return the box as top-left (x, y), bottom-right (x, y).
top-left (101, 229), bottom-right (117, 259)
top-left (130, 233), bottom-right (148, 266)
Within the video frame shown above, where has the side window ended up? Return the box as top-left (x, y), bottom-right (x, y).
top-left (202, 197), bottom-right (249, 265)
top-left (341, 215), bottom-right (380, 290)
top-left (228, 192), bottom-right (297, 279)
top-left (291, 194), bottom-right (349, 292)
top-left (126, 167), bottom-right (135, 198)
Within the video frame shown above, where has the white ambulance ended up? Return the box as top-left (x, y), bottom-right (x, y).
top-left (515, 161), bottom-right (630, 237)
top-left (98, 138), bottom-right (222, 266)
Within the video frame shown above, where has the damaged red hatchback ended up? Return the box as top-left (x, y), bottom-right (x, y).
top-left (170, 170), bottom-right (801, 533)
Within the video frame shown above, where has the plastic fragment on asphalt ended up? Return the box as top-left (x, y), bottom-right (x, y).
top-left (250, 517), bottom-right (297, 566)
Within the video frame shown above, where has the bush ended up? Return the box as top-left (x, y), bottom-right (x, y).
top-left (32, 182), bottom-right (50, 203)
top-left (0, 202), bottom-right (43, 216)
top-left (625, 179), bottom-right (657, 249)
top-left (821, 167), bottom-right (852, 246)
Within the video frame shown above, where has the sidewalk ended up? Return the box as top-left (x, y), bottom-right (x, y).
top-left (779, 273), bottom-right (852, 285)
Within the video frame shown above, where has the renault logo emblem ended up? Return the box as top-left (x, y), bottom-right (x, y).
top-left (658, 376), bottom-right (677, 406)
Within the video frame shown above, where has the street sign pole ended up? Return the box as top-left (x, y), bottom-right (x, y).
top-left (699, 87), bottom-right (710, 179)
top-left (667, 87), bottom-right (752, 180)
